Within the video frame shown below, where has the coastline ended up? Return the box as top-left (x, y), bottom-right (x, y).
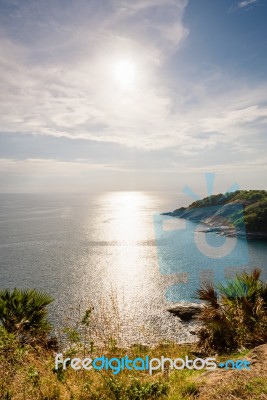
top-left (162, 189), bottom-right (267, 241)
top-left (162, 211), bottom-right (267, 240)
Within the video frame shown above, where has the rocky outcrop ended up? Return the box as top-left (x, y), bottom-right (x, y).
top-left (167, 303), bottom-right (203, 321)
top-left (163, 190), bottom-right (267, 240)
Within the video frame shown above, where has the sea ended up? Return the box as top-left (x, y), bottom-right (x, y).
top-left (0, 192), bottom-right (266, 346)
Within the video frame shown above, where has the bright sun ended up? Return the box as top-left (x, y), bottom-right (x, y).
top-left (114, 60), bottom-right (135, 89)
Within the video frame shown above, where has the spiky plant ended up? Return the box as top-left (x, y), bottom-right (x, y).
top-left (196, 268), bottom-right (267, 353)
top-left (0, 288), bottom-right (54, 344)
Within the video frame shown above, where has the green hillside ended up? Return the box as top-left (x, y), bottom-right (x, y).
top-left (172, 190), bottom-right (267, 237)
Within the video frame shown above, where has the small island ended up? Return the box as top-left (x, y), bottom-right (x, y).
top-left (163, 190), bottom-right (267, 240)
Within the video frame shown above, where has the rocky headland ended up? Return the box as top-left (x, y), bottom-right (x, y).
top-left (163, 189), bottom-right (267, 240)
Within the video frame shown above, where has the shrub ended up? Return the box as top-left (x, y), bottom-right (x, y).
top-left (0, 288), bottom-right (54, 345)
top-left (104, 377), bottom-right (168, 400)
top-left (196, 268), bottom-right (267, 353)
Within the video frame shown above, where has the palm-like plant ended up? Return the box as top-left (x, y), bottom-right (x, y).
top-left (0, 288), bottom-right (54, 343)
top-left (196, 268), bottom-right (267, 353)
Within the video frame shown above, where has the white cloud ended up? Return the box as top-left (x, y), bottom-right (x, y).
top-left (1, 35), bottom-right (267, 162)
top-left (1, 0), bottom-right (267, 188)
top-left (200, 104), bottom-right (267, 133)
top-left (0, 0), bottom-right (189, 145)
top-left (238, 0), bottom-right (257, 8)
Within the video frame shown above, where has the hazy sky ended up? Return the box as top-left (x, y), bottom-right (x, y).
top-left (0, 0), bottom-right (267, 193)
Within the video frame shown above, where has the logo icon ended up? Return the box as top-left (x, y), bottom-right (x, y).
top-left (154, 173), bottom-right (249, 302)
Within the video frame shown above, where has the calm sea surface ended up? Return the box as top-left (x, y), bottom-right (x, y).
top-left (0, 192), bottom-right (266, 345)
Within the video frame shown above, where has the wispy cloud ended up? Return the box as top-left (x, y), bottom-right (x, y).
top-left (0, 0), bottom-right (189, 148)
top-left (238, 0), bottom-right (257, 8)
top-left (0, 0), bottom-right (267, 191)
top-left (229, 0), bottom-right (258, 12)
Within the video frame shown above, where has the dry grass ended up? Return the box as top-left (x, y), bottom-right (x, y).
top-left (2, 333), bottom-right (267, 400)
top-left (0, 336), bottom-right (201, 400)
top-left (1, 288), bottom-right (267, 400)
top-left (197, 344), bottom-right (267, 400)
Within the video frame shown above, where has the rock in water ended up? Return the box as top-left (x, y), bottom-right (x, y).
top-left (167, 303), bottom-right (203, 321)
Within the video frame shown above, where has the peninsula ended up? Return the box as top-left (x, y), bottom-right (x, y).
top-left (163, 190), bottom-right (267, 240)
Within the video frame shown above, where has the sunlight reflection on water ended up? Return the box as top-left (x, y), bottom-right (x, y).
top-left (0, 192), bottom-right (266, 346)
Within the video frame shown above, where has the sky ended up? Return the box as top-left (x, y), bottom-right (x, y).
top-left (0, 0), bottom-right (267, 193)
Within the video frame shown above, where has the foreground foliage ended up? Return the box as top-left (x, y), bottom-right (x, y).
top-left (0, 288), bottom-right (54, 344)
top-left (197, 268), bottom-right (267, 353)
top-left (1, 273), bottom-right (267, 399)
top-left (1, 325), bottom-right (266, 400)
top-left (0, 327), bottom-right (200, 400)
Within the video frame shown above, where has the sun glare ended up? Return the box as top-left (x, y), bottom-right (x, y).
top-left (114, 60), bottom-right (135, 89)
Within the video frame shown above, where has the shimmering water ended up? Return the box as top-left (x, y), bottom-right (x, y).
top-left (0, 192), bottom-right (266, 345)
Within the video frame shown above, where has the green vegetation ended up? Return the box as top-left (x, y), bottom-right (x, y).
top-left (208, 377), bottom-right (267, 400)
top-left (0, 288), bottom-right (54, 345)
top-left (173, 190), bottom-right (267, 235)
top-left (1, 272), bottom-right (267, 399)
top-left (0, 325), bottom-right (202, 400)
top-left (196, 268), bottom-right (267, 353)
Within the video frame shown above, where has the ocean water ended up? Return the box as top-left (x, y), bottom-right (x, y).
top-left (0, 192), bottom-right (266, 345)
